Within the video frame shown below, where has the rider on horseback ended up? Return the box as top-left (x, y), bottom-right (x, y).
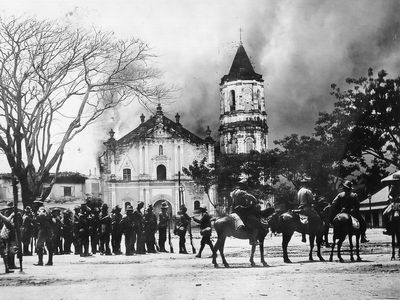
top-left (383, 180), bottom-right (400, 235)
top-left (331, 180), bottom-right (369, 243)
top-left (230, 187), bottom-right (262, 245)
top-left (295, 176), bottom-right (318, 243)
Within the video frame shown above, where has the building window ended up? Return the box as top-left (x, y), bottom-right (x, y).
top-left (64, 186), bottom-right (72, 197)
top-left (123, 168), bottom-right (131, 181)
top-left (159, 145), bottom-right (163, 155)
top-left (245, 138), bottom-right (254, 153)
top-left (157, 164), bottom-right (166, 180)
top-left (230, 90), bottom-right (236, 111)
top-left (194, 201), bottom-right (200, 210)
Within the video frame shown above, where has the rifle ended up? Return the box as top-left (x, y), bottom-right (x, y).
top-left (168, 219), bottom-right (174, 253)
top-left (188, 221), bottom-right (196, 254)
top-left (12, 176), bottom-right (23, 272)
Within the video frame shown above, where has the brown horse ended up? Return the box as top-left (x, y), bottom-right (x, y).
top-left (211, 207), bottom-right (274, 268)
top-left (269, 210), bottom-right (325, 263)
top-left (329, 212), bottom-right (361, 262)
top-left (387, 203), bottom-right (400, 260)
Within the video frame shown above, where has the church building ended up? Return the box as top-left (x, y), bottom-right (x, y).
top-left (98, 104), bottom-right (216, 217)
top-left (219, 43), bottom-right (268, 154)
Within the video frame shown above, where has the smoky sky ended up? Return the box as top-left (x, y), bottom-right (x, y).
top-left (2, 0), bottom-right (400, 173)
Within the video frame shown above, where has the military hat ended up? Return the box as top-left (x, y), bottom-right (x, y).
top-left (180, 204), bottom-right (187, 212)
top-left (161, 202), bottom-right (168, 209)
top-left (101, 203), bottom-right (108, 210)
top-left (343, 180), bottom-right (353, 190)
top-left (126, 205), bottom-right (134, 212)
top-left (199, 204), bottom-right (207, 211)
top-left (147, 204), bottom-right (153, 211)
top-left (115, 205), bottom-right (122, 212)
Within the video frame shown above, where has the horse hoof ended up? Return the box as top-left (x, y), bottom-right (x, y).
top-left (319, 257), bottom-right (325, 262)
top-left (339, 258), bottom-right (344, 263)
top-left (223, 264), bottom-right (230, 268)
top-left (357, 257), bottom-right (362, 262)
top-left (214, 264), bottom-right (219, 268)
top-left (262, 262), bottom-right (269, 267)
top-left (284, 259), bottom-right (292, 264)
top-left (391, 257), bottom-right (395, 261)
top-left (309, 257), bottom-right (314, 262)
top-left (250, 262), bottom-right (256, 267)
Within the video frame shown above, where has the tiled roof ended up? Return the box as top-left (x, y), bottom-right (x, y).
top-left (117, 113), bottom-right (206, 145)
top-left (221, 44), bottom-right (263, 84)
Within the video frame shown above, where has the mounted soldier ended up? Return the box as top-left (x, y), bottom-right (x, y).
top-left (230, 187), bottom-right (262, 245)
top-left (331, 180), bottom-right (369, 243)
top-left (383, 179), bottom-right (400, 235)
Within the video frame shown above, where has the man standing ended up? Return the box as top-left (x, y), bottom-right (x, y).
top-left (72, 206), bottom-right (81, 255)
top-left (78, 204), bottom-right (92, 257)
top-left (99, 203), bottom-right (112, 255)
top-left (157, 202), bottom-right (169, 252)
top-left (51, 209), bottom-right (63, 255)
top-left (176, 204), bottom-right (191, 254)
top-left (120, 205), bottom-right (135, 255)
top-left (133, 201), bottom-right (146, 254)
top-left (331, 180), bottom-right (369, 243)
top-left (143, 205), bottom-right (157, 253)
top-left (111, 205), bottom-right (123, 255)
top-left (62, 209), bottom-right (74, 254)
top-left (21, 206), bottom-right (34, 256)
top-left (0, 211), bottom-right (15, 273)
top-left (34, 201), bottom-right (55, 266)
top-left (296, 176), bottom-right (317, 243)
top-left (192, 204), bottom-right (214, 258)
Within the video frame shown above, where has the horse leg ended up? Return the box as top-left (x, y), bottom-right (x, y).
top-left (337, 237), bottom-right (345, 263)
top-left (392, 234), bottom-right (396, 261)
top-left (308, 234), bottom-right (315, 261)
top-left (349, 234), bottom-right (354, 262)
top-left (282, 232), bottom-right (293, 263)
top-left (250, 243), bottom-right (256, 267)
top-left (212, 237), bottom-right (220, 267)
top-left (259, 239), bottom-right (268, 267)
top-left (397, 232), bottom-right (400, 260)
top-left (316, 234), bottom-right (325, 261)
top-left (219, 237), bottom-right (229, 268)
top-left (329, 238), bottom-right (336, 262)
top-left (356, 234), bottom-right (362, 262)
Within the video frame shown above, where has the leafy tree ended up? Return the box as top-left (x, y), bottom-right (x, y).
top-left (0, 17), bottom-right (164, 207)
top-left (182, 158), bottom-right (217, 208)
top-left (316, 68), bottom-right (400, 169)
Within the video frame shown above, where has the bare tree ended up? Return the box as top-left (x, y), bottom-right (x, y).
top-left (0, 17), bottom-right (165, 207)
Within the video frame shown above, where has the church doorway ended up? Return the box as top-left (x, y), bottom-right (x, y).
top-left (153, 199), bottom-right (173, 219)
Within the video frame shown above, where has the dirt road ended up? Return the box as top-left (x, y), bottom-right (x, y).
top-left (1, 229), bottom-right (399, 300)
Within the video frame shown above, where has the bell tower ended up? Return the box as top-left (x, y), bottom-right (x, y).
top-left (219, 43), bottom-right (268, 154)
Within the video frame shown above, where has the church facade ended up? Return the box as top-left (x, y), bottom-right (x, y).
top-left (98, 104), bottom-right (216, 217)
top-left (219, 43), bottom-right (268, 154)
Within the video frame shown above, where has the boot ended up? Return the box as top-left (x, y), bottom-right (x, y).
top-left (8, 255), bottom-right (18, 269)
top-left (301, 233), bottom-right (306, 243)
top-left (361, 235), bottom-right (369, 243)
top-left (46, 253), bottom-right (53, 266)
top-left (34, 250), bottom-right (44, 266)
top-left (3, 257), bottom-right (13, 273)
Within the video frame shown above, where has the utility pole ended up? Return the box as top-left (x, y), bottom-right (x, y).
top-left (178, 171), bottom-right (181, 208)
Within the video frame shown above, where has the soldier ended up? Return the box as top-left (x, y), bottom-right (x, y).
top-left (230, 187), bottom-right (262, 245)
top-left (331, 180), bottom-right (369, 243)
top-left (78, 203), bottom-right (92, 257)
top-left (21, 206), bottom-right (34, 256)
top-left (34, 201), bottom-right (55, 266)
top-left (73, 206), bottom-right (81, 255)
top-left (0, 211), bottom-right (14, 273)
top-left (120, 205), bottom-right (135, 255)
top-left (296, 176), bottom-right (318, 243)
top-left (3, 202), bottom-right (18, 269)
top-left (89, 206), bottom-right (100, 254)
top-left (62, 209), bottom-right (74, 254)
top-left (176, 204), bottom-right (191, 254)
top-left (383, 180), bottom-right (400, 235)
top-left (133, 201), bottom-right (146, 254)
top-left (51, 209), bottom-right (63, 255)
top-left (158, 202), bottom-right (169, 252)
top-left (99, 203), bottom-right (112, 255)
top-left (111, 205), bottom-right (123, 255)
top-left (192, 204), bottom-right (214, 258)
top-left (144, 205), bottom-right (157, 253)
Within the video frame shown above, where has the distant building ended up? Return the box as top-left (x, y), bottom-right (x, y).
top-left (98, 104), bottom-right (216, 216)
top-left (219, 43), bottom-right (268, 154)
top-left (360, 187), bottom-right (389, 228)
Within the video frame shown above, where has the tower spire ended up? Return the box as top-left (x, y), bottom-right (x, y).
top-left (239, 27), bottom-right (242, 45)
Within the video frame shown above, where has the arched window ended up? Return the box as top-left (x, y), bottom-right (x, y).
top-left (123, 168), bottom-right (131, 181)
top-left (230, 90), bottom-right (236, 111)
top-left (159, 145), bottom-right (163, 155)
top-left (194, 200), bottom-right (200, 210)
top-left (245, 138), bottom-right (254, 153)
top-left (157, 164), bottom-right (166, 180)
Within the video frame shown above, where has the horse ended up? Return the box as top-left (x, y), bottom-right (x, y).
top-left (329, 212), bottom-right (361, 262)
top-left (269, 210), bottom-right (325, 263)
top-left (387, 203), bottom-right (400, 260)
top-left (211, 207), bottom-right (275, 268)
